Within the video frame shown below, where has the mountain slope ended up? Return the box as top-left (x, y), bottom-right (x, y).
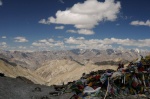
top-left (35, 59), bottom-right (118, 85)
top-left (1, 49), bottom-right (149, 70)
top-left (0, 49), bottom-right (149, 85)
top-left (0, 59), bottom-right (46, 85)
top-left (0, 58), bottom-right (117, 85)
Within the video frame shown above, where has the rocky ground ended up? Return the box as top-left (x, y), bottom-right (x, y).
top-left (0, 76), bottom-right (74, 99)
top-left (0, 76), bottom-right (150, 99)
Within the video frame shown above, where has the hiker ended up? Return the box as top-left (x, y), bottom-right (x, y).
top-left (128, 62), bottom-right (134, 67)
top-left (117, 63), bottom-right (124, 71)
top-left (137, 61), bottom-right (144, 72)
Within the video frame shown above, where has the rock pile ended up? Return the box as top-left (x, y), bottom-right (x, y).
top-left (50, 62), bottom-right (150, 99)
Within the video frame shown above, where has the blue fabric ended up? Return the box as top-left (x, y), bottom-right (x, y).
top-left (137, 62), bottom-right (142, 68)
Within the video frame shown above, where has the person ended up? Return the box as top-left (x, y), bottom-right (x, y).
top-left (121, 63), bottom-right (124, 68)
top-left (128, 62), bottom-right (134, 67)
top-left (137, 62), bottom-right (144, 72)
top-left (117, 63), bottom-right (121, 70)
top-left (117, 63), bottom-right (124, 70)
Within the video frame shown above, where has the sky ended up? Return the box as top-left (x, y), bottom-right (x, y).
top-left (0, 0), bottom-right (150, 51)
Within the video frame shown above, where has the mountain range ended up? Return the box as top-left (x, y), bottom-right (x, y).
top-left (0, 49), bottom-right (149, 85)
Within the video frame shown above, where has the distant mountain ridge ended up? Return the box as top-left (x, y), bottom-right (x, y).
top-left (0, 49), bottom-right (149, 85)
top-left (0, 49), bottom-right (149, 70)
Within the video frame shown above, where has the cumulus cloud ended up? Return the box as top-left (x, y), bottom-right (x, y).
top-left (0, 42), bottom-right (7, 48)
top-left (32, 38), bottom-right (64, 48)
top-left (66, 30), bottom-right (77, 33)
top-left (64, 37), bottom-right (150, 49)
top-left (65, 37), bottom-right (112, 49)
top-left (55, 26), bottom-right (64, 29)
top-left (28, 37), bottom-right (150, 51)
top-left (130, 20), bottom-right (150, 27)
top-left (2, 36), bottom-right (6, 39)
top-left (98, 38), bottom-right (150, 47)
top-left (2, 42), bottom-right (6, 44)
top-left (65, 37), bottom-right (84, 45)
top-left (14, 37), bottom-right (28, 42)
top-left (38, 19), bottom-right (50, 24)
top-left (0, 0), bottom-right (2, 6)
top-left (66, 29), bottom-right (94, 35)
top-left (39, 0), bottom-right (121, 35)
top-left (77, 29), bottom-right (94, 35)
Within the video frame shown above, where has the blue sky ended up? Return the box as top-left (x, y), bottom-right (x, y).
top-left (0, 0), bottom-right (150, 51)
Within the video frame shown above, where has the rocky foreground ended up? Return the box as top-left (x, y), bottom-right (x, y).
top-left (0, 51), bottom-right (150, 99)
top-left (0, 76), bottom-right (74, 99)
top-left (0, 72), bottom-right (150, 99)
top-left (0, 62), bottom-right (150, 99)
top-left (1, 58), bottom-right (150, 99)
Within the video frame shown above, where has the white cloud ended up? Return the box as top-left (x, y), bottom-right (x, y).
top-left (14, 37), bottom-right (28, 42)
top-left (48, 38), bottom-right (55, 42)
top-left (37, 39), bottom-right (55, 44)
top-left (76, 37), bottom-right (85, 40)
top-left (65, 37), bottom-right (112, 49)
top-left (22, 37), bottom-right (150, 51)
top-left (64, 37), bottom-right (150, 49)
top-left (120, 15), bottom-right (132, 20)
top-left (38, 39), bottom-right (47, 43)
top-left (19, 46), bottom-right (26, 49)
top-left (0, 42), bottom-right (7, 48)
top-left (32, 38), bottom-right (64, 48)
top-left (65, 37), bottom-right (82, 44)
top-left (77, 29), bottom-right (94, 35)
top-left (4, 36), bottom-right (150, 51)
top-left (0, 0), bottom-right (2, 6)
top-left (100, 38), bottom-right (150, 47)
top-left (39, 0), bottom-right (121, 34)
top-left (1, 42), bottom-right (6, 45)
top-left (2, 36), bottom-right (6, 39)
top-left (54, 41), bottom-right (64, 47)
top-left (67, 30), bottom-right (77, 33)
top-left (130, 20), bottom-right (150, 27)
top-left (55, 26), bottom-right (64, 29)
top-left (59, 0), bottom-right (64, 4)
top-left (66, 29), bottom-right (94, 35)
top-left (39, 19), bottom-right (49, 24)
